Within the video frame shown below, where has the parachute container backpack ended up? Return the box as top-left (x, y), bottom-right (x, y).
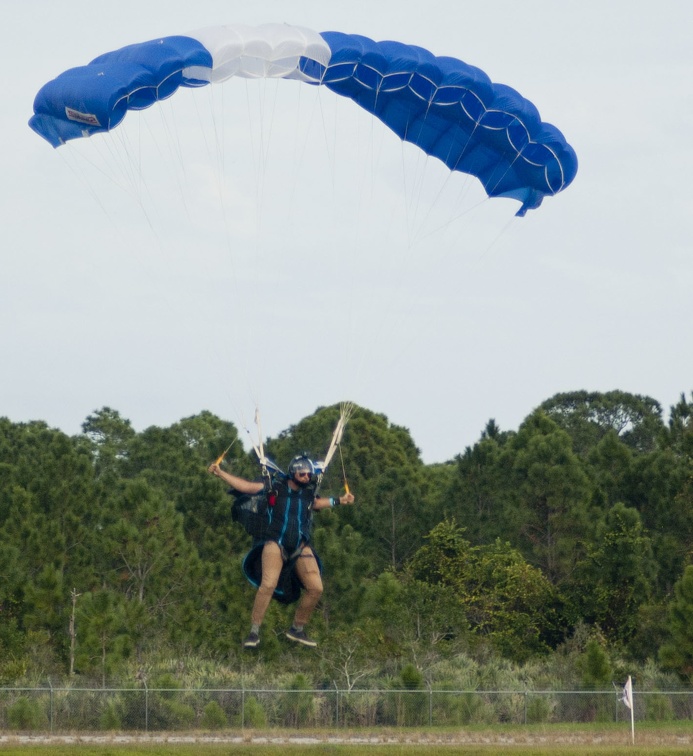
top-left (229, 489), bottom-right (269, 541)
top-left (29, 23), bottom-right (577, 217)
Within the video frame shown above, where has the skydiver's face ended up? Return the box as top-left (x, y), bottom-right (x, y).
top-left (293, 471), bottom-right (311, 488)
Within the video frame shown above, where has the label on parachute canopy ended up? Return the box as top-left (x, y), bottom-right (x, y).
top-left (65, 107), bottom-right (101, 126)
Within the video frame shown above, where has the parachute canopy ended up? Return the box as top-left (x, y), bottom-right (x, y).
top-left (29, 23), bottom-right (577, 215)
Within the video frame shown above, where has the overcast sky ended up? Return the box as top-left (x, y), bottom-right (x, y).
top-left (2, 1), bottom-right (692, 463)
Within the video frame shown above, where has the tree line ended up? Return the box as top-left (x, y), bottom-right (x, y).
top-left (1, 389), bottom-right (692, 689)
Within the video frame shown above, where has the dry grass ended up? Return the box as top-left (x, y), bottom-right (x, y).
top-left (0, 723), bottom-right (693, 753)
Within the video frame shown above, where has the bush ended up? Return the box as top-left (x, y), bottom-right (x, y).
top-left (160, 699), bottom-right (195, 729)
top-left (99, 698), bottom-right (123, 730)
top-left (240, 695), bottom-right (266, 728)
top-left (526, 693), bottom-right (552, 724)
top-left (643, 693), bottom-right (674, 722)
top-left (8, 696), bottom-right (43, 730)
top-left (279, 675), bottom-right (314, 728)
top-left (201, 700), bottom-right (228, 729)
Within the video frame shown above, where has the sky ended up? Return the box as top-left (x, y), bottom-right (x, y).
top-left (2, 0), bottom-right (692, 464)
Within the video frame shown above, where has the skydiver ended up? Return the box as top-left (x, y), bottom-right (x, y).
top-left (208, 454), bottom-right (354, 649)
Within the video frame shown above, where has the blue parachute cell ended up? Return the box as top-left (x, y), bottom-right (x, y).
top-left (29, 36), bottom-right (211, 148)
top-left (29, 24), bottom-right (577, 215)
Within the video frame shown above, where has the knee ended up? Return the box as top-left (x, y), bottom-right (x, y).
top-left (305, 581), bottom-right (323, 600)
top-left (259, 575), bottom-right (279, 593)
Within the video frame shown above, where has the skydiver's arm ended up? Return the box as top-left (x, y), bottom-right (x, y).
top-left (207, 464), bottom-right (264, 494)
top-left (314, 492), bottom-right (355, 510)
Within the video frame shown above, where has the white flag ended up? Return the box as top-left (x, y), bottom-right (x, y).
top-left (621, 675), bottom-right (633, 710)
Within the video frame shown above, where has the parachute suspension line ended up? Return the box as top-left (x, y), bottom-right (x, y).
top-left (145, 96), bottom-right (194, 225)
top-left (101, 106), bottom-right (136, 187)
top-left (200, 82), bottom-right (250, 351)
top-left (253, 406), bottom-right (272, 485)
top-left (399, 121), bottom-right (433, 249)
top-left (344, 93), bottom-right (392, 399)
top-left (485, 152), bottom-right (522, 201)
top-left (149, 90), bottom-right (251, 429)
top-left (344, 128), bottom-right (429, 384)
top-left (414, 194), bottom-right (488, 243)
top-left (335, 401), bottom-right (355, 493)
top-left (472, 215), bottom-right (518, 265)
top-left (406, 127), bottom-right (433, 242)
top-left (450, 121), bottom-right (481, 172)
top-left (315, 402), bottom-right (354, 494)
top-left (244, 77), bottom-right (280, 251)
top-left (58, 148), bottom-right (122, 227)
top-left (112, 125), bottom-right (153, 215)
top-left (239, 407), bottom-right (263, 465)
top-left (245, 405), bottom-right (287, 485)
top-left (254, 406), bottom-right (267, 467)
top-left (401, 92), bottom-right (461, 247)
top-left (210, 81), bottom-right (227, 178)
top-left (302, 87), bottom-right (360, 400)
top-left (160, 95), bottom-right (189, 189)
top-left (202, 83), bottom-right (245, 309)
top-left (90, 123), bottom-right (147, 210)
top-left (411, 122), bottom-right (490, 244)
top-left (243, 79), bottom-right (263, 249)
top-left (341, 106), bottom-right (510, 405)
top-left (214, 436), bottom-right (239, 466)
top-left (405, 116), bottom-right (482, 247)
top-left (62, 119), bottom-right (169, 251)
top-left (61, 112), bottom-right (245, 422)
top-left (197, 82), bottom-right (243, 277)
top-left (148, 91), bottom-right (241, 409)
top-left (193, 84), bottom-right (224, 193)
top-left (323, 401), bottom-right (354, 470)
top-left (321, 89), bottom-right (339, 198)
top-left (64, 135), bottom-right (207, 409)
top-left (241, 77), bottom-right (284, 396)
top-left (162, 87), bottom-right (251, 432)
top-left (282, 78), bottom-right (326, 248)
top-left (339, 444), bottom-right (350, 495)
top-left (409, 153), bottom-right (453, 247)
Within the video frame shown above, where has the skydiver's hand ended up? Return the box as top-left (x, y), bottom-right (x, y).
top-left (208, 463), bottom-right (221, 477)
top-left (339, 492), bottom-right (355, 505)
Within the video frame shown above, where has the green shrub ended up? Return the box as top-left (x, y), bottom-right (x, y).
top-left (201, 700), bottom-right (228, 729)
top-left (8, 696), bottom-right (43, 730)
top-left (153, 673), bottom-right (181, 699)
top-left (643, 693), bottom-right (674, 722)
top-left (161, 699), bottom-right (195, 729)
top-left (279, 676), bottom-right (314, 728)
top-left (99, 699), bottom-right (123, 730)
top-left (526, 693), bottom-right (552, 724)
top-left (241, 695), bottom-right (266, 728)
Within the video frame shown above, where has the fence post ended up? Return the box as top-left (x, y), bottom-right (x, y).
top-left (47, 678), bottom-right (53, 733)
top-left (614, 690), bottom-right (618, 722)
top-left (241, 683), bottom-right (245, 730)
top-left (429, 687), bottom-right (433, 727)
top-left (524, 690), bottom-right (527, 725)
top-left (144, 681), bottom-right (148, 733)
top-left (333, 681), bottom-right (339, 728)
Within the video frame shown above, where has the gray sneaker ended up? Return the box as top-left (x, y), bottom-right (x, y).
top-left (285, 627), bottom-right (317, 648)
top-left (243, 631), bottom-right (260, 648)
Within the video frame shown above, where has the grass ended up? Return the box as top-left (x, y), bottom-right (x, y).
top-left (0, 746), bottom-right (692, 756)
top-left (1, 724), bottom-right (693, 755)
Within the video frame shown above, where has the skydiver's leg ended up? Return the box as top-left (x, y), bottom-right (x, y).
top-left (250, 541), bottom-right (283, 626)
top-left (292, 546), bottom-right (323, 627)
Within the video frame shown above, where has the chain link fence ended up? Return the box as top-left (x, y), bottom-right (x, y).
top-left (0, 687), bottom-right (691, 732)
